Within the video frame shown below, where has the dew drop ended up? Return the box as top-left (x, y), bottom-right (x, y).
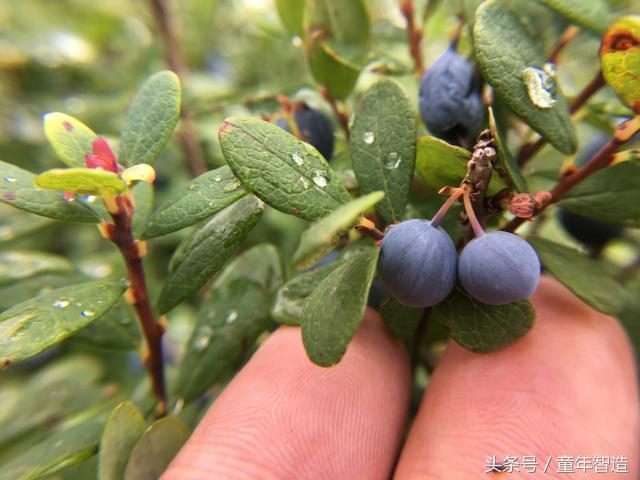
top-left (299, 176), bottom-right (310, 189)
top-left (225, 310), bottom-right (238, 324)
top-left (292, 152), bottom-right (304, 166)
top-left (213, 174), bottom-right (223, 182)
top-left (83, 195), bottom-right (97, 203)
top-left (291, 35), bottom-right (303, 48)
top-left (3, 177), bottom-right (17, 183)
top-left (384, 152), bottom-right (402, 169)
top-left (363, 131), bottom-right (375, 144)
top-left (194, 326), bottom-right (213, 351)
top-left (53, 299), bottom-right (70, 308)
top-left (80, 310), bottom-right (95, 317)
top-left (172, 398), bottom-right (185, 415)
top-left (188, 184), bottom-right (198, 191)
top-left (521, 65), bottom-right (557, 109)
top-left (312, 170), bottom-right (328, 188)
top-left (223, 178), bottom-right (241, 192)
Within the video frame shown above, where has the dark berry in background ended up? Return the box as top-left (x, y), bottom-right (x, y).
top-left (377, 219), bottom-right (457, 308)
top-left (367, 279), bottom-right (388, 311)
top-left (275, 104), bottom-right (335, 161)
top-left (458, 232), bottom-right (540, 305)
top-left (558, 134), bottom-right (623, 249)
top-left (418, 44), bottom-right (483, 146)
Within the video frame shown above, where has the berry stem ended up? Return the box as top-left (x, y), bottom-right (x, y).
top-left (108, 195), bottom-right (167, 416)
top-left (504, 116), bottom-right (640, 233)
top-left (516, 70), bottom-right (605, 167)
top-left (431, 188), bottom-right (463, 227)
top-left (357, 217), bottom-right (385, 242)
top-left (148, 0), bottom-right (207, 177)
top-left (320, 86), bottom-right (350, 140)
top-left (399, 0), bottom-right (424, 77)
top-left (463, 189), bottom-right (485, 237)
top-left (547, 25), bottom-right (580, 64)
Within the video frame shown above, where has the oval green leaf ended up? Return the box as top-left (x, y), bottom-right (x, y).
top-left (118, 71), bottom-right (181, 166)
top-left (538, 0), bottom-right (610, 35)
top-left (528, 237), bottom-right (625, 315)
top-left (35, 168), bottom-right (127, 196)
top-left (301, 246), bottom-right (378, 366)
top-left (99, 402), bottom-right (146, 480)
top-left (272, 259), bottom-right (344, 326)
top-left (473, 0), bottom-right (576, 154)
top-left (431, 287), bottom-right (535, 353)
top-left (0, 161), bottom-right (100, 223)
top-left (158, 195), bottom-right (264, 314)
top-left (293, 191), bottom-right (384, 270)
top-left (213, 243), bottom-right (283, 295)
top-left (558, 161), bottom-right (640, 227)
top-left (131, 181), bottom-right (154, 239)
top-left (44, 112), bottom-right (97, 168)
top-left (0, 280), bottom-right (126, 366)
top-left (0, 250), bottom-right (73, 286)
top-left (276, 0), bottom-right (304, 36)
top-left (123, 417), bottom-right (189, 480)
top-left (350, 79), bottom-right (416, 222)
top-left (218, 115), bottom-right (350, 221)
top-left (74, 301), bottom-right (141, 351)
top-left (140, 166), bottom-right (247, 240)
top-left (415, 136), bottom-right (506, 195)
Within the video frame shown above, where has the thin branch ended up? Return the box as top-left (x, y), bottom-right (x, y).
top-left (547, 25), bottom-right (580, 64)
top-left (399, 0), bottom-right (424, 77)
top-left (516, 70), bottom-right (606, 167)
top-left (320, 86), bottom-right (350, 140)
top-left (148, 0), bottom-right (207, 177)
top-left (463, 189), bottom-right (485, 237)
top-left (356, 217), bottom-right (385, 242)
top-left (108, 195), bottom-right (167, 416)
top-left (504, 117), bottom-right (640, 233)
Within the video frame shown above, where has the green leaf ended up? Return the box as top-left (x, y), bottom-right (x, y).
top-left (293, 191), bottom-right (384, 270)
top-left (118, 71), bottom-right (181, 166)
top-left (140, 166), bottom-right (247, 240)
top-left (537, 0), bottom-right (610, 35)
top-left (558, 162), bottom-right (640, 227)
top-left (173, 281), bottom-right (271, 402)
top-left (0, 355), bottom-right (108, 446)
top-left (272, 260), bottom-right (344, 326)
top-left (35, 168), bottom-right (127, 196)
top-left (380, 298), bottom-right (422, 347)
top-left (431, 287), bottom-right (535, 353)
top-left (415, 136), bottom-right (506, 195)
top-left (528, 237), bottom-right (625, 315)
top-left (73, 301), bottom-right (141, 351)
top-left (276, 0), bottom-right (304, 36)
top-left (158, 195), bottom-right (264, 314)
top-left (131, 181), bottom-right (154, 239)
top-left (0, 161), bottom-right (100, 223)
top-left (302, 246), bottom-right (378, 366)
top-left (488, 107), bottom-right (528, 192)
top-left (0, 250), bottom-right (73, 286)
top-left (473, 0), bottom-right (576, 154)
top-left (304, 0), bottom-right (369, 99)
top-left (0, 280), bottom-right (126, 366)
top-left (618, 275), bottom-right (640, 357)
top-left (350, 79), bottom-right (416, 222)
top-left (123, 417), bottom-right (189, 480)
top-left (214, 243), bottom-right (283, 295)
top-left (0, 409), bottom-right (108, 480)
top-left (99, 402), bottom-right (146, 480)
top-left (43, 113), bottom-right (97, 168)
top-left (219, 116), bottom-right (351, 220)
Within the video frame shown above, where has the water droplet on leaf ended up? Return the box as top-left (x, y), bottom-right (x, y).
top-left (384, 152), bottom-right (402, 169)
top-left (292, 152), bottom-right (304, 166)
top-left (3, 177), bottom-right (17, 183)
top-left (312, 170), bottom-right (329, 187)
top-left (194, 326), bottom-right (213, 351)
top-left (80, 310), bottom-right (95, 317)
top-left (213, 174), bottom-right (223, 182)
top-left (223, 178), bottom-right (241, 192)
top-left (521, 65), bottom-right (557, 109)
top-left (299, 176), bottom-right (310, 189)
top-left (53, 299), bottom-right (70, 308)
top-left (225, 310), bottom-right (238, 324)
top-left (363, 131), bottom-right (375, 144)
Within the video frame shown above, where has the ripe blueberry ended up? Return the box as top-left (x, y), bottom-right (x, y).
top-left (558, 135), bottom-right (622, 249)
top-left (377, 219), bottom-right (457, 308)
top-left (275, 104), bottom-right (335, 160)
top-left (458, 232), bottom-right (540, 305)
top-left (418, 45), bottom-right (483, 146)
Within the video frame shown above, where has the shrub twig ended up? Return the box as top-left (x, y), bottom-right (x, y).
top-left (399, 0), bottom-right (424, 77)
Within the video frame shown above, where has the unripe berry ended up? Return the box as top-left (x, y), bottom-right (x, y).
top-left (275, 104), bottom-right (335, 160)
top-left (377, 219), bottom-right (457, 308)
top-left (458, 232), bottom-right (540, 305)
top-left (418, 46), bottom-right (483, 146)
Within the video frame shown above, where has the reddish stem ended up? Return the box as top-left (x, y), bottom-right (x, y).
top-left (463, 189), bottom-right (485, 237)
top-left (399, 0), bottom-right (424, 77)
top-left (320, 86), bottom-right (350, 140)
top-left (547, 25), bottom-right (580, 64)
top-left (110, 196), bottom-right (167, 415)
top-left (431, 188), bottom-right (462, 227)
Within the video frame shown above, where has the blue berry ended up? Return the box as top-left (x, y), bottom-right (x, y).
top-left (275, 104), bottom-right (335, 160)
top-left (418, 46), bottom-right (483, 146)
top-left (458, 232), bottom-right (540, 305)
top-left (377, 219), bottom-right (457, 308)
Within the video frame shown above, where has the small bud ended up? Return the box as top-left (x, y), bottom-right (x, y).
top-left (508, 192), bottom-right (551, 218)
top-left (121, 164), bottom-right (156, 185)
top-left (86, 137), bottom-right (119, 173)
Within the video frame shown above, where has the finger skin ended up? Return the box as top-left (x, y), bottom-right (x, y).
top-left (395, 276), bottom-right (640, 479)
top-left (163, 309), bottom-right (411, 480)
